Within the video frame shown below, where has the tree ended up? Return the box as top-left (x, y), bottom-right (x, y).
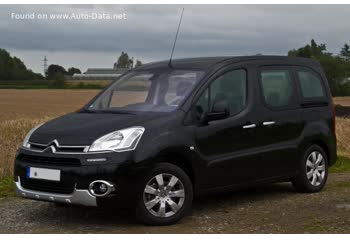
top-left (67, 67), bottom-right (81, 76)
top-left (135, 59), bottom-right (142, 68)
top-left (340, 43), bottom-right (350, 60)
top-left (113, 52), bottom-right (142, 69)
top-left (129, 57), bottom-right (134, 69)
top-left (317, 55), bottom-right (347, 95)
top-left (288, 39), bottom-right (328, 58)
top-left (114, 51), bottom-right (133, 69)
top-left (0, 48), bottom-right (44, 80)
top-left (287, 39), bottom-right (350, 96)
top-left (48, 73), bottom-right (67, 89)
top-left (47, 64), bottom-right (66, 80)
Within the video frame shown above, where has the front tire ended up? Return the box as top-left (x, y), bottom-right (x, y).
top-left (292, 145), bottom-right (328, 193)
top-left (135, 163), bottom-right (193, 225)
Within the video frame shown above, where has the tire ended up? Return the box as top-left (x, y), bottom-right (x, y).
top-left (135, 163), bottom-right (193, 225)
top-left (292, 145), bottom-right (328, 193)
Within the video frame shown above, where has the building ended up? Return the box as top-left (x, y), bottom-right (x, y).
top-left (71, 68), bottom-right (128, 80)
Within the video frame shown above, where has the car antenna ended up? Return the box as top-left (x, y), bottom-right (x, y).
top-left (168, 8), bottom-right (184, 68)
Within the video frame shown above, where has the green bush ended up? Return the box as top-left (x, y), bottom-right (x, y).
top-left (71, 82), bottom-right (105, 89)
top-left (48, 74), bottom-right (67, 89)
top-left (339, 82), bottom-right (350, 96)
top-left (0, 176), bottom-right (15, 198)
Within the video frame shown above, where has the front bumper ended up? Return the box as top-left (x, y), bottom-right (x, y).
top-left (15, 177), bottom-right (97, 206)
top-left (14, 148), bottom-right (135, 206)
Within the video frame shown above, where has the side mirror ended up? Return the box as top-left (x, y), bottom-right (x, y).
top-left (200, 100), bottom-right (230, 124)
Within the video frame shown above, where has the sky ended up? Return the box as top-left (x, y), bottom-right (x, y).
top-left (0, 4), bottom-right (350, 74)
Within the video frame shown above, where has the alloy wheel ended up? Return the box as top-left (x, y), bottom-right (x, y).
top-left (143, 173), bottom-right (185, 218)
top-left (306, 151), bottom-right (326, 186)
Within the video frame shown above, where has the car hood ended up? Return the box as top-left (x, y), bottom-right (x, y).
top-left (29, 112), bottom-right (162, 145)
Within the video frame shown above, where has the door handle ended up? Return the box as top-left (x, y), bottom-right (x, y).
top-left (242, 124), bottom-right (256, 129)
top-left (263, 121), bottom-right (275, 126)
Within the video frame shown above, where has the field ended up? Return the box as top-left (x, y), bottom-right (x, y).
top-left (0, 89), bottom-right (98, 121)
top-left (0, 90), bottom-right (350, 233)
top-left (334, 96), bottom-right (350, 106)
top-left (0, 80), bottom-right (112, 89)
top-left (0, 89), bottom-right (349, 185)
top-left (0, 90), bottom-right (98, 183)
top-left (0, 90), bottom-right (350, 180)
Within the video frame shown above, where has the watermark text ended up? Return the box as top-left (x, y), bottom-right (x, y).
top-left (10, 12), bottom-right (127, 21)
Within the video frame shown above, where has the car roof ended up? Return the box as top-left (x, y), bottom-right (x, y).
top-left (136, 55), bottom-right (320, 71)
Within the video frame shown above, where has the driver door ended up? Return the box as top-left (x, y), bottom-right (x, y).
top-left (194, 67), bottom-right (262, 189)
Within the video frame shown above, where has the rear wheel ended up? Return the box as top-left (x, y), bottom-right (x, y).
top-left (135, 163), bottom-right (193, 225)
top-left (292, 145), bottom-right (328, 193)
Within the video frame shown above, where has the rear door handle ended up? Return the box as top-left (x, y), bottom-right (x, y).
top-left (242, 124), bottom-right (256, 129)
top-left (263, 121), bottom-right (275, 126)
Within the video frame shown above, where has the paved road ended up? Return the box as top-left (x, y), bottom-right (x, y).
top-left (1, 173), bottom-right (350, 233)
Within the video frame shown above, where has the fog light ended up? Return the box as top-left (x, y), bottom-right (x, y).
top-left (99, 183), bottom-right (107, 193)
top-left (89, 180), bottom-right (115, 197)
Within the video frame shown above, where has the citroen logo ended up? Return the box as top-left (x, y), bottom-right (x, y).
top-left (45, 140), bottom-right (59, 153)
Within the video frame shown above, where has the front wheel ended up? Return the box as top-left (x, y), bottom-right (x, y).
top-left (135, 163), bottom-right (193, 225)
top-left (292, 145), bottom-right (328, 193)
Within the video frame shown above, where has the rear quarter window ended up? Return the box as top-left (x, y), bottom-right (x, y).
top-left (297, 69), bottom-right (326, 99)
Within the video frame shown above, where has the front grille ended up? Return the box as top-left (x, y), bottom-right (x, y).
top-left (19, 154), bottom-right (81, 166)
top-left (29, 143), bottom-right (86, 154)
top-left (20, 177), bottom-right (75, 194)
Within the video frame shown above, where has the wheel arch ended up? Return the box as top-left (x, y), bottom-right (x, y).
top-left (300, 138), bottom-right (330, 164)
top-left (155, 151), bottom-right (196, 187)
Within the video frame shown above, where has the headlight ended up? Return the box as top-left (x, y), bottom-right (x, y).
top-left (88, 127), bottom-right (145, 152)
top-left (22, 123), bottom-right (44, 148)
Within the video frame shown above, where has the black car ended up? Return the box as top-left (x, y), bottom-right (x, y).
top-left (14, 56), bottom-right (337, 225)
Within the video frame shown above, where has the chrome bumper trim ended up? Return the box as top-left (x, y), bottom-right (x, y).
top-left (15, 177), bottom-right (97, 207)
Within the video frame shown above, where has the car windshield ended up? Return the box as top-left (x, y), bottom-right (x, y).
top-left (87, 70), bottom-right (204, 113)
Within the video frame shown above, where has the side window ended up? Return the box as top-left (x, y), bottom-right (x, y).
top-left (195, 69), bottom-right (247, 118)
top-left (165, 71), bottom-right (203, 106)
top-left (260, 69), bottom-right (294, 108)
top-left (297, 69), bottom-right (325, 99)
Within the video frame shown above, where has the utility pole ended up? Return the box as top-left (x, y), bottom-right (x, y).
top-left (42, 56), bottom-right (48, 79)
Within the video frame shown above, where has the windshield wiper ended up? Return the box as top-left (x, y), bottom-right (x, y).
top-left (81, 107), bottom-right (135, 115)
top-left (99, 109), bottom-right (135, 115)
top-left (80, 108), bottom-right (98, 113)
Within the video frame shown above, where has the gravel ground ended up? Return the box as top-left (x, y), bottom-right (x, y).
top-left (0, 173), bottom-right (350, 234)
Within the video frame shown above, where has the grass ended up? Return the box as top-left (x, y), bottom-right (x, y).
top-left (334, 181), bottom-right (350, 188)
top-left (302, 217), bottom-right (333, 233)
top-left (0, 177), bottom-right (15, 198)
top-left (329, 156), bottom-right (350, 173)
top-left (334, 117), bottom-right (350, 173)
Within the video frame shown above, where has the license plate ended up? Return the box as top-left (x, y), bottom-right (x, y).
top-left (26, 167), bottom-right (61, 182)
